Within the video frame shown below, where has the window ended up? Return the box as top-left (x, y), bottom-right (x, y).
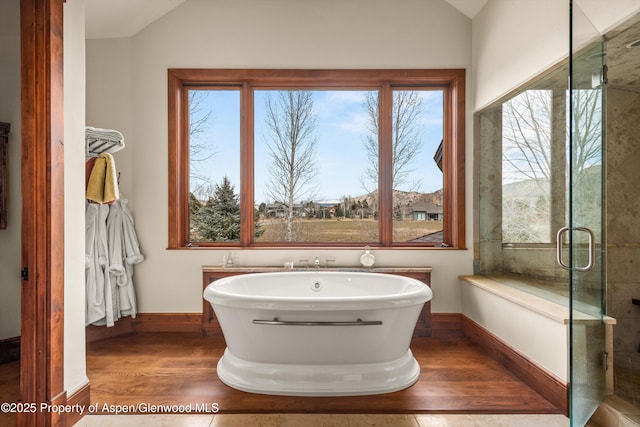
top-left (501, 90), bottom-right (554, 243)
top-left (499, 88), bottom-right (602, 244)
top-left (168, 69), bottom-right (465, 248)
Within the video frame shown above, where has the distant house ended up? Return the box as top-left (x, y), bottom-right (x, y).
top-left (265, 203), bottom-right (290, 218)
top-left (265, 203), bottom-right (315, 218)
top-left (412, 202), bottom-right (443, 221)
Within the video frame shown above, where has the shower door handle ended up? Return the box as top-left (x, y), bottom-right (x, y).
top-left (575, 227), bottom-right (595, 272)
top-left (556, 227), bottom-right (570, 270)
top-left (556, 226), bottom-right (595, 272)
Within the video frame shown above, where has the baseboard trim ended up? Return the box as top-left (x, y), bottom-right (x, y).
top-left (0, 336), bottom-right (20, 364)
top-left (430, 313), bottom-right (464, 338)
top-left (87, 313), bottom-right (201, 342)
top-left (86, 318), bottom-right (133, 343)
top-left (66, 382), bottom-right (90, 427)
top-left (89, 314), bottom-right (461, 337)
top-left (132, 313), bottom-right (201, 332)
top-left (462, 315), bottom-right (568, 415)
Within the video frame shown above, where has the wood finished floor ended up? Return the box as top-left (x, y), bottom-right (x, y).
top-left (83, 332), bottom-right (561, 415)
top-left (0, 360), bottom-right (19, 426)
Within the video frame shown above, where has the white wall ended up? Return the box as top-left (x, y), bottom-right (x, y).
top-left (64, 0), bottom-right (89, 395)
top-left (86, 0), bottom-right (475, 316)
top-left (462, 282), bottom-right (568, 381)
top-left (472, 0), bottom-right (569, 111)
top-left (0, 0), bottom-right (21, 341)
top-left (85, 37), bottom-right (134, 201)
top-left (473, 0), bottom-right (640, 111)
top-left (577, 0), bottom-right (640, 35)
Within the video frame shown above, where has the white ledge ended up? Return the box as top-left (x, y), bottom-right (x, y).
top-left (460, 275), bottom-right (615, 325)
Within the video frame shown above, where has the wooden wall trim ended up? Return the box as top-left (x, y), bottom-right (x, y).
top-left (0, 336), bottom-right (21, 364)
top-left (92, 312), bottom-right (450, 340)
top-left (86, 318), bottom-right (133, 343)
top-left (65, 383), bottom-right (90, 427)
top-left (430, 313), bottom-right (463, 338)
top-left (462, 315), bottom-right (569, 415)
top-left (131, 313), bottom-right (201, 332)
top-left (86, 314), bottom-right (202, 342)
top-left (20, 0), bottom-right (67, 425)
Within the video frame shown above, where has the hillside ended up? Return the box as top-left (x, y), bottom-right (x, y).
top-left (351, 188), bottom-right (443, 208)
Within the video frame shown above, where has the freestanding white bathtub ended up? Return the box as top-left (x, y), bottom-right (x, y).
top-left (203, 271), bottom-right (432, 396)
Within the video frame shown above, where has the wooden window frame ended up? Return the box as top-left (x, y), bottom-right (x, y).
top-left (168, 69), bottom-right (465, 249)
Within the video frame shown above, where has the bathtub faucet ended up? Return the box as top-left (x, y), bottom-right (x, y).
top-left (314, 257), bottom-right (321, 268)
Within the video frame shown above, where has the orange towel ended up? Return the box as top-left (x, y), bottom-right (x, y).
top-left (86, 153), bottom-right (119, 204)
top-left (103, 153), bottom-right (119, 203)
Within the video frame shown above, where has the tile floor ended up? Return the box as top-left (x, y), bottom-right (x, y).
top-left (590, 396), bottom-right (640, 426)
top-left (74, 413), bottom-right (571, 426)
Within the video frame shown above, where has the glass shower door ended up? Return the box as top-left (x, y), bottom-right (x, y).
top-left (567, 1), bottom-right (607, 425)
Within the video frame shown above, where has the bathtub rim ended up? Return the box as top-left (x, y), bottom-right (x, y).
top-left (203, 270), bottom-right (432, 311)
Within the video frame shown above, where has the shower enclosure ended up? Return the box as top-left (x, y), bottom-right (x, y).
top-left (475, 1), bottom-right (624, 425)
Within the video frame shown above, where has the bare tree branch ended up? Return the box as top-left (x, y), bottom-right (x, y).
top-left (263, 91), bottom-right (319, 241)
top-left (501, 89), bottom-right (602, 243)
top-left (188, 90), bottom-right (217, 198)
top-left (362, 91), bottom-right (424, 193)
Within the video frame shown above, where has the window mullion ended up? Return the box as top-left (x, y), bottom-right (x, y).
top-left (379, 83), bottom-right (393, 246)
top-left (240, 82), bottom-right (254, 246)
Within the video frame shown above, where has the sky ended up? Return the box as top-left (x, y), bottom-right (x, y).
top-left (189, 89), bottom-right (444, 204)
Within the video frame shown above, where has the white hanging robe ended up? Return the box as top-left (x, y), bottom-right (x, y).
top-left (85, 192), bottom-right (143, 326)
top-left (85, 203), bottom-right (111, 325)
top-left (107, 199), bottom-right (143, 319)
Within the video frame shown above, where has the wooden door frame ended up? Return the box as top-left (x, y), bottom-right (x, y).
top-left (20, 0), bottom-right (67, 425)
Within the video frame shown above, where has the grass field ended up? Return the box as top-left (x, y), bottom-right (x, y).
top-left (255, 218), bottom-right (442, 242)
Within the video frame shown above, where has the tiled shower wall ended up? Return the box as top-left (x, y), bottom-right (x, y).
top-left (476, 101), bottom-right (569, 283)
top-left (607, 87), bottom-right (640, 407)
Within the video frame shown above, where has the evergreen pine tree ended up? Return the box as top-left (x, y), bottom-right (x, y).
top-left (196, 176), bottom-right (240, 242)
top-left (193, 176), bottom-right (264, 241)
top-left (188, 192), bottom-right (204, 241)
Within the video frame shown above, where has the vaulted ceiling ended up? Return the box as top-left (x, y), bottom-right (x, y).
top-left (84, 1), bottom-right (640, 92)
top-left (84, 0), bottom-right (486, 39)
top-left (85, 0), bottom-right (187, 39)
